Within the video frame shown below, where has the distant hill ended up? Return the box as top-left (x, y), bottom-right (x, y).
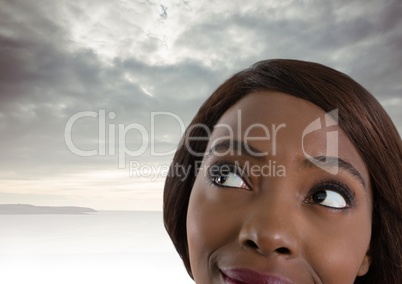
top-left (0, 204), bottom-right (97, 214)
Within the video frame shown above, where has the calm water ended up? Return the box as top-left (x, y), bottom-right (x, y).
top-left (0, 211), bottom-right (193, 284)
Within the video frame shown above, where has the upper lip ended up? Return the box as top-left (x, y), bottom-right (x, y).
top-left (221, 268), bottom-right (293, 284)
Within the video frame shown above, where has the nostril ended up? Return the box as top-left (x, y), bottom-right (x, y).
top-left (276, 247), bottom-right (291, 254)
top-left (245, 240), bottom-right (259, 249)
top-left (244, 240), bottom-right (291, 255)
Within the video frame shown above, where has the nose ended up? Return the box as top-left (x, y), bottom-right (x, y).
top-left (238, 192), bottom-right (302, 258)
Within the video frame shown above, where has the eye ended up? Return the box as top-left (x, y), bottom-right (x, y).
top-left (311, 190), bottom-right (347, 208)
top-left (306, 181), bottom-right (354, 209)
top-left (209, 163), bottom-right (249, 189)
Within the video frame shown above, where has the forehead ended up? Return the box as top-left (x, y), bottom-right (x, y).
top-left (207, 91), bottom-right (369, 183)
top-left (216, 91), bottom-right (324, 131)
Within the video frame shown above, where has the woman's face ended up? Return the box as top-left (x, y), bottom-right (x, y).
top-left (186, 92), bottom-right (372, 284)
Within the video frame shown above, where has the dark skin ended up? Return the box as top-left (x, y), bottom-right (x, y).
top-left (186, 92), bottom-right (372, 283)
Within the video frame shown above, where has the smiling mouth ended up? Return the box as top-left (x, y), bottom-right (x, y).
top-left (221, 268), bottom-right (292, 284)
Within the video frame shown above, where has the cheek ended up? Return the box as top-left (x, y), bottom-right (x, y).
top-left (186, 178), bottom-right (242, 281)
top-left (306, 212), bottom-right (372, 282)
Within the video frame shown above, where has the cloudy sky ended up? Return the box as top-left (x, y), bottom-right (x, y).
top-left (1, 0), bottom-right (401, 210)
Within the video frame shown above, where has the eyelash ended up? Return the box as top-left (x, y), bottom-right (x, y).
top-left (306, 179), bottom-right (356, 209)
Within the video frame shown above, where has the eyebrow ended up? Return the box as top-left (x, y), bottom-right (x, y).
top-left (302, 156), bottom-right (366, 188)
top-left (207, 139), bottom-right (267, 160)
top-left (207, 140), bottom-right (367, 188)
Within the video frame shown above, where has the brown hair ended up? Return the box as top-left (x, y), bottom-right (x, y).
top-left (163, 59), bottom-right (402, 283)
